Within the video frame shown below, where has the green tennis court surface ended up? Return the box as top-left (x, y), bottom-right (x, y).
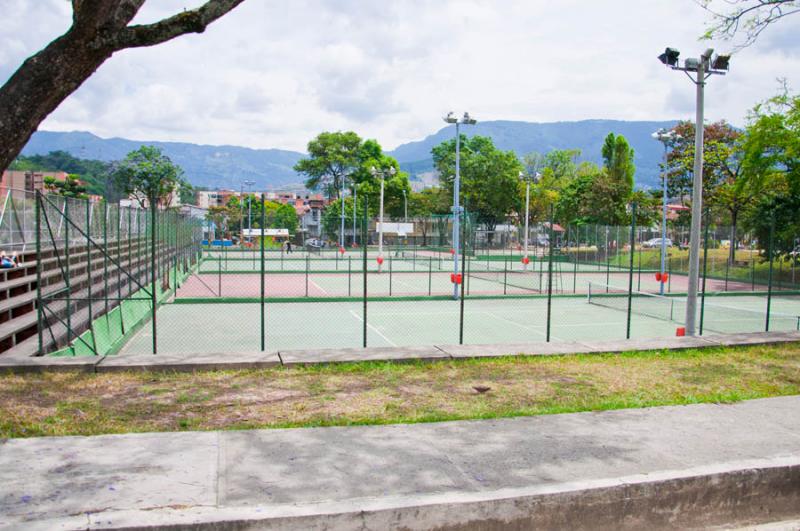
top-left (117, 293), bottom-right (800, 355)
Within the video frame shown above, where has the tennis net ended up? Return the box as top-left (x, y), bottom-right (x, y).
top-left (467, 267), bottom-right (542, 293)
top-left (587, 282), bottom-right (800, 333)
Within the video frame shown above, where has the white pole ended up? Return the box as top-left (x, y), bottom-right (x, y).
top-left (524, 179), bottom-right (530, 270)
top-left (378, 175), bottom-right (385, 272)
top-left (352, 185), bottom-right (357, 247)
top-left (685, 60), bottom-right (705, 336)
top-left (339, 179), bottom-right (345, 249)
top-left (452, 122), bottom-right (461, 300)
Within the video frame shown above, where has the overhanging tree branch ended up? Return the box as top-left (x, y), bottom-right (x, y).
top-left (0, 0), bottom-right (245, 174)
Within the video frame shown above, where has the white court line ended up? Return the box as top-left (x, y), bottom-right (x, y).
top-left (309, 279), bottom-right (329, 295)
top-left (480, 310), bottom-right (561, 341)
top-left (349, 309), bottom-right (397, 346)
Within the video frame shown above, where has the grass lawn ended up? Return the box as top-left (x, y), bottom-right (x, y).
top-left (1, 342), bottom-right (799, 438)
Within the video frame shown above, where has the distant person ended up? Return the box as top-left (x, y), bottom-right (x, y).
top-left (0, 251), bottom-right (18, 269)
top-left (285, 241), bottom-right (292, 254)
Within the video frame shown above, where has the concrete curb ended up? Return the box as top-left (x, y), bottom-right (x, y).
top-left (0, 331), bottom-right (798, 373)
top-left (14, 456), bottom-right (800, 530)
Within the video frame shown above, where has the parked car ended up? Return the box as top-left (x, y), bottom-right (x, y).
top-left (642, 238), bottom-right (673, 248)
top-left (304, 238), bottom-right (325, 249)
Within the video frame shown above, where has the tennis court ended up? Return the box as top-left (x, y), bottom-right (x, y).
top-left (117, 292), bottom-right (800, 355)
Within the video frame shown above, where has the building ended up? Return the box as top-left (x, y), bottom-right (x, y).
top-left (194, 190), bottom-right (238, 209)
top-left (0, 170), bottom-right (70, 197)
top-left (296, 194), bottom-right (325, 239)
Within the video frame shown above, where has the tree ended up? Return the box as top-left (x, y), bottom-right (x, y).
top-left (740, 90), bottom-right (800, 255)
top-left (699, 0), bottom-right (800, 50)
top-left (111, 146), bottom-right (188, 208)
top-left (0, 0), bottom-right (244, 173)
top-left (11, 150), bottom-right (112, 197)
top-left (43, 174), bottom-right (88, 199)
top-left (432, 135), bottom-right (523, 244)
top-left (294, 131), bottom-right (362, 200)
top-left (601, 132), bottom-right (635, 193)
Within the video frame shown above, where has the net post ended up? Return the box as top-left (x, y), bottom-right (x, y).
top-left (503, 259), bottom-right (508, 295)
top-left (459, 209), bottom-right (466, 345)
top-left (766, 213), bottom-right (775, 332)
top-left (699, 207), bottom-right (710, 335)
top-left (546, 205), bottom-right (555, 342)
top-left (260, 193), bottom-right (266, 352)
top-left (626, 203), bottom-right (637, 340)
top-left (150, 197), bottom-right (158, 354)
top-left (428, 255), bottom-right (432, 296)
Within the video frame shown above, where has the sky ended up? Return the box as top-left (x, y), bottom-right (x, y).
top-left (2, 0), bottom-right (799, 153)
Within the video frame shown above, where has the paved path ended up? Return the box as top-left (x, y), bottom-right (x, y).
top-left (1, 396), bottom-right (799, 529)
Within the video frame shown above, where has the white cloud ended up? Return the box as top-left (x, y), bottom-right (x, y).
top-left (1, 0), bottom-right (799, 152)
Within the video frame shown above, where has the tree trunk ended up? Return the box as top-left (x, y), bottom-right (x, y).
top-left (0, 0), bottom-right (245, 173)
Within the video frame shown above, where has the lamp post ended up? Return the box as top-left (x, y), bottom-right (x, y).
top-left (352, 182), bottom-right (357, 247)
top-left (443, 111), bottom-right (477, 299)
top-left (651, 128), bottom-right (681, 295)
top-left (520, 170), bottom-right (541, 270)
top-left (339, 174), bottom-right (349, 250)
top-left (370, 166), bottom-right (396, 272)
top-left (658, 46), bottom-right (729, 335)
top-left (402, 189), bottom-right (407, 222)
top-left (240, 180), bottom-right (255, 245)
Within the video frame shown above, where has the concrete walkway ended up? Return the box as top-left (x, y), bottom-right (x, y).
top-left (1, 396), bottom-right (799, 530)
top-left (1, 330), bottom-right (799, 373)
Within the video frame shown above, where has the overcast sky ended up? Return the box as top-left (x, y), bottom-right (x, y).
top-left (2, 0), bottom-right (799, 152)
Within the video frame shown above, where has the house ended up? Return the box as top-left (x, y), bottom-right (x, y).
top-left (0, 170), bottom-right (70, 198)
top-left (296, 194), bottom-right (325, 239)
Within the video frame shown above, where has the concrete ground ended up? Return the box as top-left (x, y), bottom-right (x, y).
top-left (1, 396), bottom-right (799, 530)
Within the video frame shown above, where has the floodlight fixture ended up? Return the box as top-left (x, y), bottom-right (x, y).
top-left (684, 58), bottom-right (700, 71)
top-left (462, 112), bottom-right (477, 125)
top-left (658, 47), bottom-right (680, 67)
top-left (443, 111), bottom-right (458, 124)
top-left (711, 54), bottom-right (730, 71)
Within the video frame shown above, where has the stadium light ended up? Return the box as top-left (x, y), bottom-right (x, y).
top-left (442, 110), bottom-right (477, 300)
top-left (658, 46), bottom-right (730, 335)
top-left (370, 165), bottom-right (396, 272)
top-left (240, 179), bottom-right (255, 245)
top-left (651, 128), bottom-right (681, 296)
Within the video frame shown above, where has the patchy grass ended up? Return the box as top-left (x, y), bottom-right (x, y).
top-left (1, 343), bottom-right (799, 438)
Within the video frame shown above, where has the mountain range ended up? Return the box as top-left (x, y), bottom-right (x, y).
top-left (21, 119), bottom-right (679, 191)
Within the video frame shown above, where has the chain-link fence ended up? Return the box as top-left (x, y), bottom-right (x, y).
top-left (25, 193), bottom-right (800, 357)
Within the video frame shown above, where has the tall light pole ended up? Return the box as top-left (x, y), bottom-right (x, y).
top-left (352, 182), bottom-right (358, 247)
top-left (658, 47), bottom-right (730, 335)
top-left (402, 189), bottom-right (407, 222)
top-left (370, 166), bottom-right (396, 272)
top-left (651, 128), bottom-right (681, 295)
top-left (443, 111), bottom-right (477, 299)
top-left (339, 174), bottom-right (349, 250)
top-left (519, 170), bottom-right (541, 270)
top-left (240, 180), bottom-right (255, 245)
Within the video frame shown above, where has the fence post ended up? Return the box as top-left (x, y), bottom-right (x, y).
top-left (766, 214), bottom-right (775, 332)
top-left (150, 198), bottom-right (157, 355)
top-left (35, 192), bottom-right (43, 355)
top-left (260, 194), bottom-right (266, 352)
top-left (699, 208), bottom-right (710, 335)
top-left (459, 210), bottom-right (466, 345)
top-left (65, 198), bottom-right (72, 348)
top-left (362, 197), bottom-right (368, 347)
top-left (348, 256), bottom-right (352, 297)
top-left (86, 199), bottom-right (97, 354)
top-left (103, 202), bottom-right (109, 317)
top-left (626, 204), bottom-right (637, 339)
top-left (305, 254), bottom-right (309, 297)
top-left (546, 205), bottom-right (555, 342)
